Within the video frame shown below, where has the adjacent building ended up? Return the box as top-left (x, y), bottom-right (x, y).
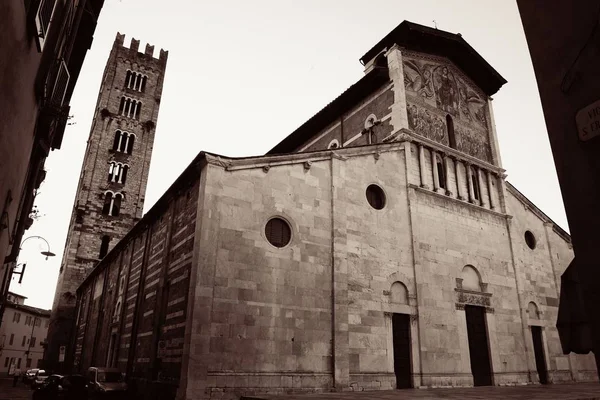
top-left (0, 0), bottom-right (105, 327)
top-left (68, 21), bottom-right (598, 400)
top-left (0, 292), bottom-right (50, 375)
top-left (44, 33), bottom-right (168, 371)
top-left (517, 0), bottom-right (600, 374)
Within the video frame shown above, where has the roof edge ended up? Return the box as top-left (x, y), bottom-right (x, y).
top-left (506, 181), bottom-right (571, 243)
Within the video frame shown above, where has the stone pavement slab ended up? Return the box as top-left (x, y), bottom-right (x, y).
top-left (243, 383), bottom-right (600, 400)
top-left (0, 378), bottom-right (33, 400)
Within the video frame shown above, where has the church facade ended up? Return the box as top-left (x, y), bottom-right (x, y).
top-left (68, 21), bottom-right (597, 400)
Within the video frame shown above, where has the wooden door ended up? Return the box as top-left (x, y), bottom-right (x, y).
top-left (465, 305), bottom-right (492, 386)
top-left (392, 313), bottom-right (412, 389)
top-left (531, 326), bottom-right (548, 384)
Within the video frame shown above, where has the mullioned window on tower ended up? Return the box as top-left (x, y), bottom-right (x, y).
top-left (125, 70), bottom-right (147, 92)
top-left (102, 191), bottom-right (123, 216)
top-left (118, 96), bottom-right (141, 119)
top-left (112, 130), bottom-right (135, 154)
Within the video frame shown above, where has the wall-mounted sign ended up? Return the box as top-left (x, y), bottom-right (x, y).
top-left (59, 345), bottom-right (66, 362)
top-left (576, 99), bottom-right (600, 141)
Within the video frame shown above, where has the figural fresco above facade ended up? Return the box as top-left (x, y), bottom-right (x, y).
top-left (403, 52), bottom-right (492, 163)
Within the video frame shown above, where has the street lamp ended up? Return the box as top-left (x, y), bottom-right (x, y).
top-left (19, 236), bottom-right (56, 260)
top-left (10, 236), bottom-right (55, 284)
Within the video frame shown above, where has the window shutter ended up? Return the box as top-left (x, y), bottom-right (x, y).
top-left (49, 60), bottom-right (70, 107)
top-left (34, 0), bottom-right (57, 52)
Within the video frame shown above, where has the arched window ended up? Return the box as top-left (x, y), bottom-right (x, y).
top-left (461, 265), bottom-right (482, 291)
top-left (125, 134), bottom-right (135, 154)
top-left (446, 115), bottom-right (456, 149)
top-left (135, 101), bottom-right (141, 119)
top-left (121, 165), bottom-right (129, 184)
top-left (125, 71), bottom-right (132, 89)
top-left (390, 281), bottom-right (408, 304)
top-left (102, 192), bottom-right (123, 216)
top-left (112, 193), bottom-right (122, 216)
top-left (108, 162), bottom-right (117, 182)
top-left (436, 156), bottom-right (446, 190)
top-left (141, 75), bottom-right (147, 92)
top-left (118, 97), bottom-right (125, 115)
top-left (113, 130), bottom-right (122, 151)
top-left (99, 235), bottom-right (110, 259)
top-left (471, 167), bottom-right (480, 201)
top-left (102, 191), bottom-right (113, 215)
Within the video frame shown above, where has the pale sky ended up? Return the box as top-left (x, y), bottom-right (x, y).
top-left (13, 0), bottom-right (566, 309)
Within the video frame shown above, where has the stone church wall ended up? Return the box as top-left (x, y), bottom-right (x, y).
top-left (297, 84), bottom-right (394, 152)
top-left (410, 183), bottom-right (526, 386)
top-left (185, 157), bottom-right (335, 398)
top-left (72, 172), bottom-right (199, 397)
top-left (505, 189), bottom-right (597, 383)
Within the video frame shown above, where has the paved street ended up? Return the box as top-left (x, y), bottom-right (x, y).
top-left (0, 378), bottom-right (32, 400)
top-left (244, 383), bottom-right (600, 400)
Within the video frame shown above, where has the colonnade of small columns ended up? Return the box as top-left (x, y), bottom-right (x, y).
top-left (416, 142), bottom-right (500, 211)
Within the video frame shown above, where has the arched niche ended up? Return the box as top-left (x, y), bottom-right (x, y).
top-left (461, 265), bottom-right (482, 291)
top-left (527, 301), bottom-right (540, 318)
top-left (390, 281), bottom-right (409, 305)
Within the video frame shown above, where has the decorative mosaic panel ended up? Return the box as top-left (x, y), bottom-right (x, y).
top-left (403, 53), bottom-right (492, 162)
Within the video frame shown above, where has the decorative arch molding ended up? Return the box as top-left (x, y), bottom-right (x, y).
top-left (524, 299), bottom-right (544, 325)
top-left (455, 264), bottom-right (493, 313)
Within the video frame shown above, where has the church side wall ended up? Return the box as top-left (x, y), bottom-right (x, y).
top-left (72, 176), bottom-right (199, 398)
top-left (505, 191), bottom-right (598, 383)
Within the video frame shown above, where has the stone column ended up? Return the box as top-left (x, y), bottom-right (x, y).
top-left (431, 151), bottom-right (440, 192)
top-left (487, 171), bottom-right (495, 210)
top-left (466, 163), bottom-right (475, 203)
top-left (477, 168), bottom-right (486, 207)
top-left (418, 144), bottom-right (428, 189)
top-left (385, 45), bottom-right (409, 132)
top-left (444, 155), bottom-right (453, 197)
top-left (455, 159), bottom-right (464, 200)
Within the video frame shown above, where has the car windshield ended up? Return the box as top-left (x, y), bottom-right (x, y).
top-left (97, 371), bottom-right (122, 383)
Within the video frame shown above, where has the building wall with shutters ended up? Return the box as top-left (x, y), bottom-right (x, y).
top-left (45, 33), bottom-right (168, 371)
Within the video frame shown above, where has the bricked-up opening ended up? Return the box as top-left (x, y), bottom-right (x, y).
top-left (265, 217), bottom-right (291, 248)
top-left (366, 184), bottom-right (386, 210)
top-left (436, 157), bottom-right (446, 190)
top-left (525, 231), bottom-right (536, 249)
top-left (471, 167), bottom-right (480, 201)
top-left (99, 235), bottom-right (110, 259)
top-left (447, 115), bottom-right (456, 149)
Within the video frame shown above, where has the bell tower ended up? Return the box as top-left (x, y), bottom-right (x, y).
top-left (45, 33), bottom-right (168, 370)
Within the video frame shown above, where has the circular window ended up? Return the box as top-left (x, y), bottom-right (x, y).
top-left (366, 184), bottom-right (386, 210)
top-left (525, 230), bottom-right (536, 249)
top-left (265, 218), bottom-right (292, 248)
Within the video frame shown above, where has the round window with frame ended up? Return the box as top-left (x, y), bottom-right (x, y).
top-left (366, 184), bottom-right (386, 210)
top-left (265, 217), bottom-right (292, 248)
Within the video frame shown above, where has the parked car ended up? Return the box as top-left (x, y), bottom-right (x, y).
top-left (23, 368), bottom-right (39, 384)
top-left (87, 367), bottom-right (127, 398)
top-left (31, 370), bottom-right (50, 389)
top-left (32, 374), bottom-right (88, 400)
